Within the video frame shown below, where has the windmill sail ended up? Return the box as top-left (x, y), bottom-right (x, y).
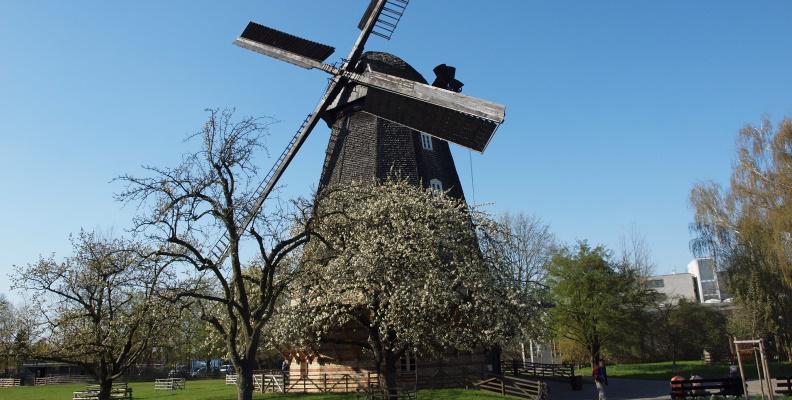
top-left (234, 22), bottom-right (335, 70)
top-left (358, 0), bottom-right (409, 40)
top-left (343, 70), bottom-right (505, 152)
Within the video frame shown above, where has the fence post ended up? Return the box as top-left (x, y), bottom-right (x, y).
top-left (501, 374), bottom-right (505, 395)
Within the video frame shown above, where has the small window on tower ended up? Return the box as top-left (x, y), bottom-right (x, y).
top-left (420, 133), bottom-right (433, 151)
top-left (400, 352), bottom-right (416, 372)
top-left (430, 179), bottom-right (443, 191)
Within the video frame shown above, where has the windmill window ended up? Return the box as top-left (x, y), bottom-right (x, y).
top-left (429, 179), bottom-right (443, 191)
top-left (420, 133), bottom-right (433, 151)
top-left (400, 352), bottom-right (416, 372)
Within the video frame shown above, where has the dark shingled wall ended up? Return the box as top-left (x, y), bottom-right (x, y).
top-left (318, 51), bottom-right (465, 199)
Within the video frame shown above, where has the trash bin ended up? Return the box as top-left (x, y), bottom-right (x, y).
top-left (571, 375), bottom-right (583, 391)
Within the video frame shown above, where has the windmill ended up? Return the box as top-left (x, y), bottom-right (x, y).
top-left (207, 0), bottom-right (506, 265)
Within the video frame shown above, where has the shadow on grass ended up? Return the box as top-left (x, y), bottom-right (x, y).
top-left (608, 360), bottom-right (792, 381)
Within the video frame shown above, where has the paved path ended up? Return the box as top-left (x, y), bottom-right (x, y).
top-left (546, 378), bottom-right (778, 400)
top-left (547, 378), bottom-right (669, 400)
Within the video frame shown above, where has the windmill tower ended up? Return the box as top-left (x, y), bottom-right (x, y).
top-left (319, 52), bottom-right (468, 198)
top-left (224, 0), bottom-right (508, 387)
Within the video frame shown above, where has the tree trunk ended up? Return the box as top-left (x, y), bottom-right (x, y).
top-left (589, 340), bottom-right (601, 370)
top-left (98, 378), bottom-right (113, 400)
top-left (382, 351), bottom-right (399, 400)
top-left (236, 359), bottom-right (255, 400)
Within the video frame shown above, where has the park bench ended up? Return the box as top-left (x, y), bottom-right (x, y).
top-left (776, 376), bottom-right (792, 396)
top-left (73, 382), bottom-right (132, 400)
top-left (670, 377), bottom-right (742, 399)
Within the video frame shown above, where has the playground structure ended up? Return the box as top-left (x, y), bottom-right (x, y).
top-left (733, 338), bottom-right (774, 400)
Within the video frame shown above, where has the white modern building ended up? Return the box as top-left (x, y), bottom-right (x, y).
top-left (646, 258), bottom-right (733, 304)
top-left (646, 272), bottom-right (699, 304)
top-left (687, 258), bottom-right (731, 302)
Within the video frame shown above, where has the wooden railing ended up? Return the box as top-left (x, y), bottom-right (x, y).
top-left (475, 373), bottom-right (547, 400)
top-left (154, 378), bottom-right (185, 390)
top-left (253, 373), bottom-right (284, 393)
top-left (503, 360), bottom-right (575, 379)
top-left (225, 374), bottom-right (237, 385)
top-left (277, 371), bottom-right (380, 393)
top-left (0, 378), bottom-right (21, 387)
top-left (35, 375), bottom-right (93, 385)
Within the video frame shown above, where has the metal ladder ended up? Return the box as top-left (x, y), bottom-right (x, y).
top-left (206, 114), bottom-right (313, 264)
top-left (371, 0), bottom-right (409, 40)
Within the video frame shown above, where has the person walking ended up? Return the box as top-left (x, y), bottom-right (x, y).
top-left (281, 359), bottom-right (290, 390)
top-left (593, 359), bottom-right (608, 400)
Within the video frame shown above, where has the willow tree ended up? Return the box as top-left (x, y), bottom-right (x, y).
top-left (285, 179), bottom-right (535, 398)
top-left (12, 232), bottom-right (171, 400)
top-left (117, 109), bottom-right (324, 400)
top-left (690, 117), bottom-right (792, 359)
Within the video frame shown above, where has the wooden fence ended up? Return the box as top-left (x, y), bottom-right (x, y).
top-left (154, 378), bottom-right (185, 390)
top-left (0, 378), bottom-right (21, 387)
top-left (503, 360), bottom-right (575, 379)
top-left (35, 375), bottom-right (93, 385)
top-left (286, 371), bottom-right (378, 393)
top-left (475, 374), bottom-right (547, 400)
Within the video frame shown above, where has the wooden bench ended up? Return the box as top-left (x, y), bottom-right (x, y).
top-left (670, 377), bottom-right (742, 399)
top-left (73, 382), bottom-right (132, 400)
top-left (776, 376), bottom-right (792, 396)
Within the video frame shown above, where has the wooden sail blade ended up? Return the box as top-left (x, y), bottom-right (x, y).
top-left (362, 87), bottom-right (500, 152)
top-left (234, 21), bottom-right (335, 70)
top-left (357, 0), bottom-right (410, 40)
top-left (346, 70), bottom-right (505, 152)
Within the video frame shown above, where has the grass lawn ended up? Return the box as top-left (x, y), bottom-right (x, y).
top-left (0, 380), bottom-right (507, 400)
top-left (608, 360), bottom-right (792, 381)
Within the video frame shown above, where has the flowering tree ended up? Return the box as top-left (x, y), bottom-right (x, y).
top-left (12, 231), bottom-right (171, 400)
top-left (287, 179), bottom-right (535, 398)
top-left (116, 109), bottom-right (323, 400)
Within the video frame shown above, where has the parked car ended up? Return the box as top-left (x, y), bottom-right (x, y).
top-left (167, 365), bottom-right (189, 378)
top-left (219, 364), bottom-right (234, 374)
top-left (190, 366), bottom-right (206, 378)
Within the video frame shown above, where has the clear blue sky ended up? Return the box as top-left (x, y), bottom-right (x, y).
top-left (1, 1), bottom-right (791, 300)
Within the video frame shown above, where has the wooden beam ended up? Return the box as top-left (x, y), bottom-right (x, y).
top-left (233, 37), bottom-right (325, 70)
top-left (346, 69), bottom-right (506, 124)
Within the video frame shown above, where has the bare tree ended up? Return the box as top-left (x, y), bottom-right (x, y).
top-left (618, 224), bottom-right (656, 278)
top-left (497, 213), bottom-right (554, 288)
top-left (0, 294), bottom-right (15, 377)
top-left (493, 213), bottom-right (555, 360)
top-left (116, 109), bottom-right (323, 400)
top-left (12, 231), bottom-right (171, 400)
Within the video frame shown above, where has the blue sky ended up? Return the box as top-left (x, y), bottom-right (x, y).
top-left (1, 1), bottom-right (791, 300)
